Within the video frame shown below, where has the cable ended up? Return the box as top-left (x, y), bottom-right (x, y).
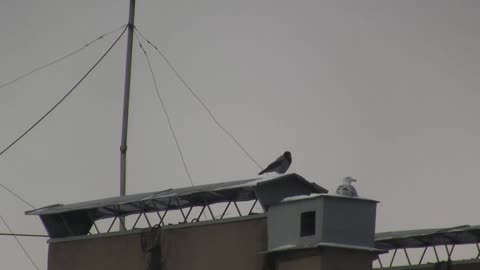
top-left (134, 33), bottom-right (195, 187)
top-left (0, 183), bottom-right (35, 209)
top-left (0, 26), bottom-right (128, 159)
top-left (134, 27), bottom-right (263, 170)
top-left (0, 232), bottom-right (48, 238)
top-left (0, 27), bottom-right (126, 269)
top-left (0, 215), bottom-right (39, 270)
top-left (0, 24), bottom-right (127, 90)
top-left (136, 34), bottom-right (208, 221)
top-left (0, 26), bottom-right (127, 212)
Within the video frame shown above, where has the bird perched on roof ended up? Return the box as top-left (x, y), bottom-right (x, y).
top-left (336, 176), bottom-right (358, 197)
top-left (258, 151), bottom-right (292, 175)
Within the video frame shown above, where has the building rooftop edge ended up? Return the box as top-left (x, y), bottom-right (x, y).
top-left (271, 193), bottom-right (379, 207)
top-left (48, 214), bottom-right (266, 244)
top-left (262, 241), bottom-right (385, 254)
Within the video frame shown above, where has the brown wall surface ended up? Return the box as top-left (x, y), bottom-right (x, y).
top-left (47, 216), bottom-right (267, 270)
top-left (276, 248), bottom-right (372, 270)
top-left (48, 232), bottom-right (146, 270)
top-left (321, 248), bottom-right (373, 270)
top-left (160, 217), bottom-right (267, 270)
top-left (277, 255), bottom-right (322, 270)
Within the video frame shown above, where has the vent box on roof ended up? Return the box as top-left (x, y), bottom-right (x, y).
top-left (266, 194), bottom-right (378, 251)
top-left (300, 211), bottom-right (316, 237)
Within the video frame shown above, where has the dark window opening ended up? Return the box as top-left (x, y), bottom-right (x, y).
top-left (300, 211), bottom-right (316, 237)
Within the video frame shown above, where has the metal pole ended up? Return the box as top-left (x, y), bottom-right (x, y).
top-left (120, 0), bottom-right (136, 230)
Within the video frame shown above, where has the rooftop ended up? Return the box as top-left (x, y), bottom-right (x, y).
top-left (27, 173), bottom-right (328, 238)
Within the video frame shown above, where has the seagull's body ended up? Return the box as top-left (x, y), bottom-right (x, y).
top-left (336, 176), bottom-right (358, 197)
top-left (258, 151), bottom-right (292, 175)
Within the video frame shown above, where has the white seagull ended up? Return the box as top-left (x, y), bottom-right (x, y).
top-left (258, 151), bottom-right (292, 175)
top-left (336, 176), bottom-right (358, 197)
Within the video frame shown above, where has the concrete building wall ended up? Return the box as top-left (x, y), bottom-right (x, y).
top-left (267, 195), bottom-right (377, 250)
top-left (322, 197), bottom-right (377, 247)
top-left (47, 215), bottom-right (267, 270)
top-left (267, 197), bottom-right (325, 249)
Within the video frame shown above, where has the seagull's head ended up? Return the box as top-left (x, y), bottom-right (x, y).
top-left (343, 176), bottom-right (357, 184)
top-left (283, 151), bottom-right (292, 162)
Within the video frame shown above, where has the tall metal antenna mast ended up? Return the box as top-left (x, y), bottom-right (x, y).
top-left (120, 0), bottom-right (136, 230)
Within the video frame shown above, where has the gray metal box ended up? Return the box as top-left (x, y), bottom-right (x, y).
top-left (266, 194), bottom-right (377, 251)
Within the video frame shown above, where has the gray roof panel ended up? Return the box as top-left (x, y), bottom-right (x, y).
top-left (26, 173), bottom-right (328, 238)
top-left (375, 225), bottom-right (480, 250)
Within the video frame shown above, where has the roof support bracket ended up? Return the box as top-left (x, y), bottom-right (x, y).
top-left (248, 200), bottom-right (258, 215)
top-left (476, 243), bottom-right (480, 259)
top-left (403, 248), bottom-right (411, 266)
top-left (158, 209), bottom-right (168, 226)
top-left (433, 246), bottom-right (440, 262)
top-left (107, 217), bottom-right (118, 233)
top-left (207, 204), bottom-right (215, 220)
top-left (233, 201), bottom-right (242, 217)
top-left (418, 246), bottom-right (428, 265)
top-left (446, 244), bottom-right (455, 260)
top-left (193, 206), bottom-right (206, 222)
top-left (389, 249), bottom-right (397, 267)
top-left (132, 213), bottom-right (142, 229)
top-left (220, 201), bottom-right (231, 219)
top-left (182, 206), bottom-right (193, 223)
top-left (143, 212), bottom-right (152, 228)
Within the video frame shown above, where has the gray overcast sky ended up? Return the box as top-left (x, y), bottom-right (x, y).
top-left (1, 0), bottom-right (480, 268)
